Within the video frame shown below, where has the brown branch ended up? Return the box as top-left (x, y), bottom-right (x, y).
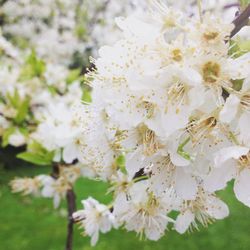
top-left (230, 4), bottom-right (250, 38)
top-left (51, 164), bottom-right (77, 250)
top-left (65, 189), bottom-right (77, 250)
top-left (133, 168), bottom-right (146, 179)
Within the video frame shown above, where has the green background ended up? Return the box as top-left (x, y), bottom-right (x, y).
top-left (1, 163), bottom-right (250, 250)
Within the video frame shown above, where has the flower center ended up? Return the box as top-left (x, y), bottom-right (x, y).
top-left (138, 125), bottom-right (161, 156)
top-left (167, 81), bottom-right (188, 113)
top-left (187, 116), bottom-right (217, 146)
top-left (171, 49), bottom-right (182, 62)
top-left (186, 191), bottom-right (215, 230)
top-left (203, 31), bottom-right (219, 41)
top-left (202, 61), bottom-right (221, 84)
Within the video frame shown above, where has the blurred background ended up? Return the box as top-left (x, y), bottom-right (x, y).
top-left (1, 155), bottom-right (250, 250)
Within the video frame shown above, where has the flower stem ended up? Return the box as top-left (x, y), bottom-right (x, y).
top-left (65, 189), bottom-right (77, 250)
top-left (230, 4), bottom-right (250, 38)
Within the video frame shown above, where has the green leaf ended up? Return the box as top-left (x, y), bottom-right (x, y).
top-left (27, 141), bottom-right (47, 154)
top-left (19, 51), bottom-right (46, 80)
top-left (47, 85), bottom-right (58, 95)
top-left (17, 152), bottom-right (52, 166)
top-left (6, 90), bottom-right (30, 125)
top-left (6, 89), bottom-right (20, 108)
top-left (66, 69), bottom-right (81, 84)
top-left (17, 141), bottom-right (55, 166)
top-left (229, 40), bottom-right (250, 58)
top-left (2, 127), bottom-right (16, 147)
top-left (9, 36), bottom-right (29, 49)
top-left (75, 24), bottom-right (87, 39)
top-left (14, 97), bottom-right (30, 124)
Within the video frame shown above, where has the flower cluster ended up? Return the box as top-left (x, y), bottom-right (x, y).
top-left (11, 164), bottom-right (81, 207)
top-left (5, 0), bottom-right (145, 210)
top-left (71, 0), bottom-right (250, 245)
top-left (1, 0), bottom-right (147, 64)
top-left (0, 0), bottom-right (147, 149)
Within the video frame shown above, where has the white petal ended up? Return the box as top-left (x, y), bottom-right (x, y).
top-left (53, 194), bottom-right (61, 209)
top-left (125, 148), bottom-right (145, 176)
top-left (234, 169), bottom-right (250, 207)
top-left (41, 186), bottom-right (54, 198)
top-left (53, 149), bottom-right (61, 162)
top-left (90, 231), bottom-right (99, 246)
top-left (145, 225), bottom-right (164, 241)
top-left (170, 150), bottom-right (190, 167)
top-left (219, 95), bottom-right (240, 123)
top-left (161, 107), bottom-right (190, 137)
top-left (175, 210), bottom-right (194, 234)
top-left (174, 168), bottom-right (197, 200)
top-left (214, 146), bottom-right (249, 167)
top-left (238, 113), bottom-right (250, 145)
top-left (206, 197), bottom-right (229, 219)
top-left (241, 75), bottom-right (250, 92)
top-left (63, 143), bottom-right (77, 164)
top-left (229, 52), bottom-right (250, 79)
top-left (203, 164), bottom-right (236, 192)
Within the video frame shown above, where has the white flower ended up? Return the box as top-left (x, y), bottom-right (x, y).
top-left (175, 190), bottom-right (229, 234)
top-left (75, 105), bottom-right (119, 180)
top-left (10, 177), bottom-right (42, 196)
top-left (205, 146), bottom-right (250, 207)
top-left (39, 175), bottom-right (70, 208)
top-left (220, 75), bottom-right (250, 145)
top-left (73, 197), bottom-right (116, 246)
top-left (8, 130), bottom-right (26, 147)
top-left (113, 182), bottom-right (175, 240)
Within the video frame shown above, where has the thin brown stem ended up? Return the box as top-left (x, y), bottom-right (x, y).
top-left (65, 189), bottom-right (77, 250)
top-left (230, 4), bottom-right (250, 38)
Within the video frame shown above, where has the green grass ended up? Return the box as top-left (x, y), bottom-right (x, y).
top-left (1, 164), bottom-right (250, 250)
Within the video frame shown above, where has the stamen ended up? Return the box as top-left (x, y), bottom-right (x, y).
top-left (137, 125), bottom-right (162, 156)
top-left (240, 94), bottom-right (250, 112)
top-left (184, 190), bottom-right (215, 232)
top-left (187, 117), bottom-right (217, 146)
top-left (238, 152), bottom-right (250, 170)
top-left (167, 81), bottom-right (187, 112)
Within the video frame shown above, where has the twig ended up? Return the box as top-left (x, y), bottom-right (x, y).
top-left (65, 189), bottom-right (77, 250)
top-left (51, 164), bottom-right (77, 250)
top-left (230, 4), bottom-right (250, 38)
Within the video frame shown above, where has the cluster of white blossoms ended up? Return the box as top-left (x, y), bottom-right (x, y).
top-left (69, 0), bottom-right (250, 246)
top-left (0, 44), bottom-right (83, 148)
top-left (4, 0), bottom-right (145, 209)
top-left (2, 0), bottom-right (85, 64)
top-left (1, 0), bottom-right (147, 64)
top-left (11, 164), bottom-right (81, 208)
top-left (0, 0), bottom-right (148, 149)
